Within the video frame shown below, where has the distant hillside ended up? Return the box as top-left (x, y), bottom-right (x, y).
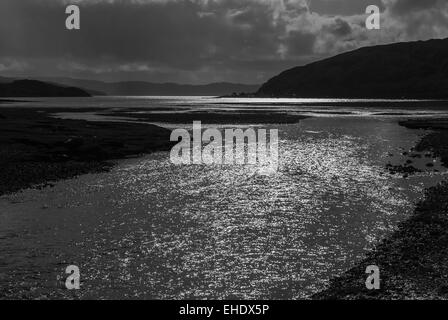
top-left (0, 80), bottom-right (91, 97)
top-left (38, 77), bottom-right (260, 96)
top-left (0, 76), bottom-right (14, 83)
top-left (257, 38), bottom-right (448, 99)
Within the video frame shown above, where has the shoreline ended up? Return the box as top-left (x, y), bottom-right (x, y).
top-left (0, 105), bottom-right (308, 196)
top-left (0, 107), bottom-right (175, 196)
top-left (314, 118), bottom-right (448, 299)
top-left (3, 103), bottom-right (448, 299)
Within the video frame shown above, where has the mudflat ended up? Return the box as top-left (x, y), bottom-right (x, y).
top-left (0, 107), bottom-right (174, 196)
top-left (315, 118), bottom-right (448, 299)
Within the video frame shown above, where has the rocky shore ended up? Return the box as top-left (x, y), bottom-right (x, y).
top-left (314, 118), bottom-right (448, 300)
top-left (0, 107), bottom-right (174, 196)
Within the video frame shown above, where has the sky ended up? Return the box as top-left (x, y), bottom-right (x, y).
top-left (0, 0), bottom-right (447, 84)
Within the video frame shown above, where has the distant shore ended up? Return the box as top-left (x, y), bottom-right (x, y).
top-left (0, 107), bottom-right (174, 196)
top-left (315, 118), bottom-right (448, 299)
top-left (0, 103), bottom-right (308, 196)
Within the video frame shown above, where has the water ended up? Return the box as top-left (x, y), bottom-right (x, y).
top-left (1, 97), bottom-right (447, 299)
top-left (5, 96), bottom-right (448, 118)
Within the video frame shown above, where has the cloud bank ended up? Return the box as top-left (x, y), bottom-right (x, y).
top-left (0, 0), bottom-right (446, 83)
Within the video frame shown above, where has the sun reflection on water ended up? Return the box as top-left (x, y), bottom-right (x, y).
top-left (0, 117), bottom-right (445, 299)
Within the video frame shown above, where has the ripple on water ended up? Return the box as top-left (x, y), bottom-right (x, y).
top-left (0, 118), bottom-right (445, 299)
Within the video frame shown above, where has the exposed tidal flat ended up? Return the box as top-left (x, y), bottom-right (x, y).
top-left (0, 107), bottom-right (175, 196)
top-left (316, 118), bottom-right (448, 300)
top-left (1, 97), bottom-right (448, 299)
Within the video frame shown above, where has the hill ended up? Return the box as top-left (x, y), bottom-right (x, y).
top-left (0, 79), bottom-right (91, 97)
top-left (257, 38), bottom-right (448, 99)
top-left (37, 77), bottom-right (260, 96)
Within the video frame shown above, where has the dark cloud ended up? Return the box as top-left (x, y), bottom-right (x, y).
top-left (0, 0), bottom-right (446, 83)
top-left (310, 0), bottom-right (384, 15)
top-left (388, 0), bottom-right (440, 15)
top-left (285, 31), bottom-right (316, 56)
top-left (383, 0), bottom-right (448, 40)
top-left (323, 17), bottom-right (352, 37)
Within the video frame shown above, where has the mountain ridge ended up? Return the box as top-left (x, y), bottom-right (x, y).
top-left (0, 79), bottom-right (91, 97)
top-left (36, 77), bottom-right (260, 96)
top-left (257, 38), bottom-right (448, 99)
